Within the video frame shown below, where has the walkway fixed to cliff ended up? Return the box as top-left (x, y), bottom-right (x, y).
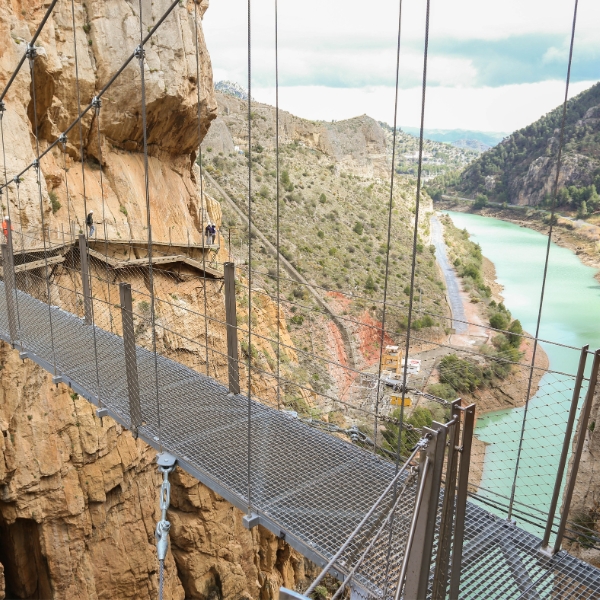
top-left (7, 228), bottom-right (224, 279)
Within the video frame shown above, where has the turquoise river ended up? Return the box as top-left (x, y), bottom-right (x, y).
top-left (444, 211), bottom-right (600, 534)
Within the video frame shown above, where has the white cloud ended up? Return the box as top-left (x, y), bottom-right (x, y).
top-left (202, 0), bottom-right (600, 131)
top-left (252, 80), bottom-right (596, 132)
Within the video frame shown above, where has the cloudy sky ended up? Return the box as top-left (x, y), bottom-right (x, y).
top-left (203, 0), bottom-right (599, 133)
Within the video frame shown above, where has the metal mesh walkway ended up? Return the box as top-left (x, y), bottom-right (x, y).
top-left (2, 282), bottom-right (600, 598)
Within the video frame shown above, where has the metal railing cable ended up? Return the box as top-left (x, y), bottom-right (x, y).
top-left (246, 0), bottom-right (254, 516)
top-left (28, 44), bottom-right (58, 378)
top-left (304, 442), bottom-right (421, 596)
top-left (507, 0), bottom-right (579, 520)
top-left (373, 0), bottom-right (404, 458)
top-left (137, 0), bottom-right (163, 453)
top-left (193, 0), bottom-right (211, 378)
top-left (0, 0), bottom-right (60, 104)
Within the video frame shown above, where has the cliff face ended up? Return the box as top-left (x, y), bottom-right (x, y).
top-left (0, 1), bottom-right (306, 598)
top-left (1, 0), bottom-right (218, 245)
top-left (0, 341), bottom-right (308, 599)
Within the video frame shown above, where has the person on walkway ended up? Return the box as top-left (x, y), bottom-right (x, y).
top-left (210, 223), bottom-right (217, 245)
top-left (205, 223), bottom-right (212, 246)
top-left (2, 216), bottom-right (13, 242)
top-left (86, 210), bottom-right (95, 237)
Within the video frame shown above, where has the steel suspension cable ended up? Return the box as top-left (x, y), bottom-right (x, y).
top-left (0, 106), bottom-right (22, 335)
top-left (59, 138), bottom-right (76, 271)
top-left (246, 0), bottom-right (254, 515)
top-left (507, 0), bottom-right (579, 520)
top-left (70, 0), bottom-right (103, 413)
top-left (193, 0), bottom-right (210, 377)
top-left (0, 0), bottom-right (60, 105)
top-left (383, 0), bottom-right (431, 594)
top-left (93, 99), bottom-right (114, 336)
top-left (275, 0), bottom-right (281, 410)
top-left (28, 46), bottom-right (58, 377)
top-left (373, 0), bottom-right (404, 455)
top-left (137, 0), bottom-right (163, 452)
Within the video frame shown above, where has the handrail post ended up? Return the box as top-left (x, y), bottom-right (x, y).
top-left (404, 422), bottom-right (447, 600)
top-left (541, 345), bottom-right (588, 553)
top-left (120, 282), bottom-right (143, 436)
top-left (432, 399), bottom-right (462, 600)
top-left (553, 349), bottom-right (600, 554)
top-left (449, 403), bottom-right (476, 600)
top-left (78, 234), bottom-right (93, 325)
top-left (224, 262), bottom-right (240, 394)
top-left (2, 232), bottom-right (18, 344)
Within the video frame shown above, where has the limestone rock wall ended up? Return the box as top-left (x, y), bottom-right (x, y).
top-left (0, 340), bottom-right (308, 599)
top-left (0, 1), bottom-right (307, 598)
top-left (0, 0), bottom-right (218, 245)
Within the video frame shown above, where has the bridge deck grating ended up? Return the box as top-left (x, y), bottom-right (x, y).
top-left (1, 281), bottom-right (600, 598)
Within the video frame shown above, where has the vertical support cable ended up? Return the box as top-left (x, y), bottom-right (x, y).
top-left (70, 0), bottom-right (103, 412)
top-left (383, 0), bottom-right (431, 594)
top-left (246, 0), bottom-right (254, 515)
top-left (274, 0), bottom-right (281, 411)
top-left (508, 0), bottom-right (579, 519)
top-left (373, 0), bottom-right (404, 454)
top-left (137, 0), bottom-right (163, 452)
top-left (0, 104), bottom-right (21, 336)
top-left (28, 44), bottom-right (58, 377)
top-left (193, 0), bottom-right (210, 377)
top-left (1, 242), bottom-right (18, 344)
top-left (93, 97), bottom-right (114, 333)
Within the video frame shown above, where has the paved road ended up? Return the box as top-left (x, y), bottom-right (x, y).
top-left (430, 215), bottom-right (468, 334)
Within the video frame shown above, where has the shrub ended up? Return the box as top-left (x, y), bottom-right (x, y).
top-left (507, 319), bottom-right (523, 347)
top-left (439, 354), bottom-right (485, 393)
top-left (49, 191), bottom-right (61, 214)
top-left (382, 407), bottom-right (433, 456)
top-left (317, 230), bottom-right (324, 239)
top-left (365, 275), bottom-right (376, 291)
top-left (291, 314), bottom-right (304, 325)
top-left (427, 383), bottom-right (457, 402)
top-left (353, 222), bottom-right (364, 235)
top-left (319, 193), bottom-right (327, 203)
top-left (489, 312), bottom-right (509, 331)
top-left (120, 205), bottom-right (128, 216)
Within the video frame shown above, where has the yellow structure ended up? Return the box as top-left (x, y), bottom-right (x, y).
top-left (381, 345), bottom-right (403, 375)
top-left (391, 394), bottom-right (412, 407)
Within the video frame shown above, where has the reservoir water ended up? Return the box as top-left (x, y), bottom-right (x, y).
top-left (443, 211), bottom-right (600, 533)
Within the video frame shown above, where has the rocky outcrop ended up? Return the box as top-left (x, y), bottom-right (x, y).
top-left (203, 92), bottom-right (389, 178)
top-left (0, 340), bottom-right (308, 599)
top-left (510, 153), bottom-right (599, 206)
top-left (1, 0), bottom-right (217, 245)
top-left (0, 2), bottom-right (308, 598)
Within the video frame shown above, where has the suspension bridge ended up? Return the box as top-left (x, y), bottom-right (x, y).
top-left (0, 0), bottom-right (600, 598)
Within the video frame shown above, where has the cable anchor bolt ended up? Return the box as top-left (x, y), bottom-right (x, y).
top-left (0, 100), bottom-right (5, 113)
top-left (13, 176), bottom-right (20, 187)
top-left (26, 44), bottom-right (38, 63)
top-left (58, 133), bottom-right (68, 146)
top-left (134, 45), bottom-right (146, 60)
top-left (91, 96), bottom-right (102, 112)
top-left (155, 453), bottom-right (176, 561)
